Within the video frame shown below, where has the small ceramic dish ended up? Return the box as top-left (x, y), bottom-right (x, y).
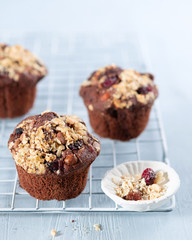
top-left (101, 161), bottom-right (180, 211)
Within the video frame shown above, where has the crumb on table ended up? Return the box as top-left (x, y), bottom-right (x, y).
top-left (93, 224), bottom-right (102, 231)
top-left (51, 229), bottom-right (57, 237)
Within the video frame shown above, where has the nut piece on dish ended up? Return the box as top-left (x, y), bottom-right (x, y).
top-left (101, 161), bottom-right (180, 211)
top-left (80, 64), bottom-right (158, 141)
top-left (8, 111), bottom-right (100, 201)
top-left (0, 44), bottom-right (47, 118)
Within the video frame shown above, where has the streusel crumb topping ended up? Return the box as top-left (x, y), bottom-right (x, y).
top-left (113, 170), bottom-right (167, 201)
top-left (82, 64), bottom-right (158, 109)
top-left (0, 44), bottom-right (47, 81)
top-left (8, 112), bottom-right (100, 174)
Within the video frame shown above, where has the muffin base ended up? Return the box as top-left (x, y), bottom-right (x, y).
top-left (16, 164), bottom-right (90, 201)
top-left (0, 83), bottom-right (36, 118)
top-left (87, 105), bottom-right (151, 141)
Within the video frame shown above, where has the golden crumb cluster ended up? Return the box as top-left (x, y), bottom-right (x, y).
top-left (113, 171), bottom-right (167, 200)
top-left (82, 64), bottom-right (158, 109)
top-left (8, 112), bottom-right (91, 174)
top-left (0, 44), bottom-right (47, 81)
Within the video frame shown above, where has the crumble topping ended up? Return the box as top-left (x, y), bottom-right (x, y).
top-left (0, 44), bottom-right (47, 81)
top-left (113, 170), bottom-right (167, 201)
top-left (81, 64), bottom-right (158, 109)
top-left (8, 112), bottom-right (100, 174)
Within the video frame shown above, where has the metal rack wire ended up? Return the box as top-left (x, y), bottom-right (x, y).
top-left (0, 33), bottom-right (175, 212)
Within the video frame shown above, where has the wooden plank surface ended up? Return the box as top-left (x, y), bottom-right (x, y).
top-left (0, 0), bottom-right (192, 239)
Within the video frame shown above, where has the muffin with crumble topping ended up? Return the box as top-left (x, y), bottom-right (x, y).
top-left (80, 65), bottom-right (158, 141)
top-left (8, 111), bottom-right (100, 200)
top-left (0, 44), bottom-right (47, 118)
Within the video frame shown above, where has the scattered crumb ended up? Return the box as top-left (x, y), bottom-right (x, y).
top-left (51, 229), bottom-right (57, 237)
top-left (93, 224), bottom-right (102, 231)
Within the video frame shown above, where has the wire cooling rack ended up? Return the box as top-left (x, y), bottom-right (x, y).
top-left (0, 33), bottom-right (175, 212)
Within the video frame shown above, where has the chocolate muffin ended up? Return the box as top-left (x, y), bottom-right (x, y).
top-left (0, 44), bottom-right (47, 118)
top-left (8, 111), bottom-right (100, 200)
top-left (80, 65), bottom-right (158, 141)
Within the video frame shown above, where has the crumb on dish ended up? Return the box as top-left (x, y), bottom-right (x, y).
top-left (113, 168), bottom-right (168, 201)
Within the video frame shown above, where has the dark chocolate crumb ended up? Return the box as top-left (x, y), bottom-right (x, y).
top-left (68, 140), bottom-right (83, 151)
top-left (137, 86), bottom-right (153, 95)
top-left (15, 128), bottom-right (23, 139)
top-left (47, 161), bottom-right (59, 172)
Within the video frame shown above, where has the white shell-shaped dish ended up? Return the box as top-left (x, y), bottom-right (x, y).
top-left (101, 161), bottom-right (180, 212)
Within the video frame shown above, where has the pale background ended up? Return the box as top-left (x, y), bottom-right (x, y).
top-left (0, 0), bottom-right (192, 239)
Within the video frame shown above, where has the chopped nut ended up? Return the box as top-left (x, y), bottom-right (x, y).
top-left (82, 136), bottom-right (88, 144)
top-left (114, 171), bottom-right (167, 201)
top-left (100, 92), bottom-right (110, 101)
top-left (41, 110), bottom-right (51, 115)
top-left (56, 132), bottom-right (66, 144)
top-left (14, 138), bottom-right (21, 149)
top-left (154, 170), bottom-right (165, 184)
top-left (64, 154), bottom-right (78, 166)
top-left (83, 65), bottom-right (157, 109)
top-left (88, 104), bottom-right (93, 111)
top-left (8, 142), bottom-right (14, 149)
top-left (8, 114), bottom-right (96, 174)
top-left (0, 44), bottom-right (47, 81)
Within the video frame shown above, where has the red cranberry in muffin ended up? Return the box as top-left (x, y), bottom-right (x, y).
top-left (8, 111), bottom-right (100, 200)
top-left (80, 64), bottom-right (158, 141)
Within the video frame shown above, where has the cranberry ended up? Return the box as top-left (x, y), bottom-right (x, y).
top-left (15, 128), bottom-right (23, 139)
top-left (124, 190), bottom-right (142, 201)
top-left (141, 168), bottom-right (156, 185)
top-left (137, 86), bottom-right (153, 95)
top-left (102, 75), bottom-right (118, 88)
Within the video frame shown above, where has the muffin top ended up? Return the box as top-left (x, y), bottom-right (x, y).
top-left (8, 111), bottom-right (100, 175)
top-left (0, 44), bottom-right (47, 82)
top-left (80, 64), bottom-right (158, 110)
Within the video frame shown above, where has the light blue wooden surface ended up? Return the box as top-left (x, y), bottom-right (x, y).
top-left (0, 0), bottom-right (192, 239)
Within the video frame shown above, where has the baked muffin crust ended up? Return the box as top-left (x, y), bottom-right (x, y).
top-left (80, 65), bottom-right (158, 141)
top-left (80, 64), bottom-right (158, 110)
top-left (0, 44), bottom-right (47, 83)
top-left (8, 111), bottom-right (100, 175)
